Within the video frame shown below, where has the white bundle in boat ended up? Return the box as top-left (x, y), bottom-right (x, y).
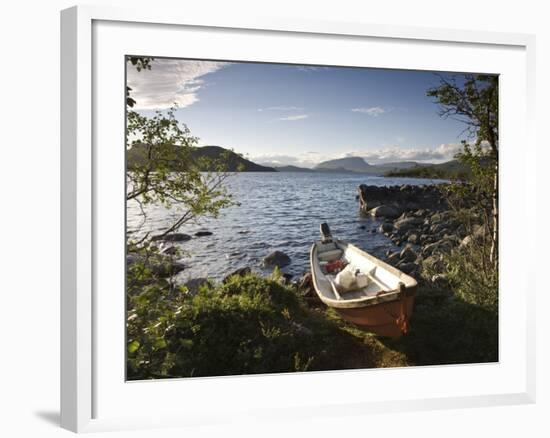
top-left (334, 264), bottom-right (370, 292)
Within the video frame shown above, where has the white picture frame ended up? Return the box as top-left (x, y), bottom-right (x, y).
top-left (60, 5), bottom-right (536, 433)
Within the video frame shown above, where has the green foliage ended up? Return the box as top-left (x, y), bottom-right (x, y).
top-left (126, 273), bottom-right (390, 380)
top-left (427, 74), bottom-right (498, 152)
top-left (385, 162), bottom-right (469, 180)
top-left (126, 108), bottom-right (237, 242)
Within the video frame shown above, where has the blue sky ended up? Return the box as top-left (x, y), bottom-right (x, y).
top-left (127, 58), bottom-right (474, 167)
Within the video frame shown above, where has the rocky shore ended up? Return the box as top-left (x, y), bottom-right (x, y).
top-left (356, 183), bottom-right (479, 280)
top-left (128, 183), bottom-right (483, 300)
top-left (295, 183), bottom-right (483, 301)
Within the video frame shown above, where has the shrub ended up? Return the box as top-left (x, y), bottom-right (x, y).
top-left (127, 271), bottom-right (374, 380)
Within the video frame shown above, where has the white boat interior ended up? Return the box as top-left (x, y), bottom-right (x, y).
top-left (310, 239), bottom-right (416, 307)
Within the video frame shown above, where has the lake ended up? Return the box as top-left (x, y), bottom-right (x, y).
top-left (127, 172), bottom-right (444, 282)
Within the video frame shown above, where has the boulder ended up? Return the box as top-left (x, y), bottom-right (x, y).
top-left (298, 272), bottom-right (313, 290)
top-left (400, 245), bottom-right (417, 263)
top-left (183, 278), bottom-right (211, 294)
top-left (369, 205), bottom-right (401, 219)
top-left (397, 262), bottom-right (418, 276)
top-left (151, 233), bottom-right (192, 242)
top-left (394, 217), bottom-right (423, 233)
top-left (160, 245), bottom-right (179, 256)
top-left (263, 251), bottom-right (291, 268)
top-left (223, 266), bottom-right (252, 282)
top-left (386, 251), bottom-right (401, 265)
top-left (407, 234), bottom-right (419, 244)
top-left (379, 222), bottom-right (394, 233)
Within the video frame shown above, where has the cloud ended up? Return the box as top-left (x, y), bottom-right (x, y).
top-left (254, 143), bottom-right (464, 168)
top-left (278, 114), bottom-right (309, 121)
top-left (258, 106), bottom-right (304, 112)
top-left (351, 107), bottom-right (387, 117)
top-left (254, 151), bottom-right (329, 168)
top-left (127, 59), bottom-right (229, 110)
top-left (342, 143), bottom-right (463, 164)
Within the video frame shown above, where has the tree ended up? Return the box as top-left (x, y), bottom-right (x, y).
top-left (125, 57), bottom-right (236, 246)
top-left (427, 74), bottom-right (499, 266)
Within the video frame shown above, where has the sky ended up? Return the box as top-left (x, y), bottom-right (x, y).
top-left (127, 58), bottom-right (477, 167)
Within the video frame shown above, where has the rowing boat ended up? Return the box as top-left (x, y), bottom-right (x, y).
top-left (310, 223), bottom-right (417, 338)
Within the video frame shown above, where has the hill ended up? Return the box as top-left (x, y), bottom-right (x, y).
top-left (127, 144), bottom-right (276, 172)
top-left (273, 165), bottom-right (316, 172)
top-left (384, 160), bottom-right (469, 179)
top-left (315, 156), bottom-right (376, 173)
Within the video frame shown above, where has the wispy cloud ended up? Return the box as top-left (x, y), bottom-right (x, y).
top-left (279, 114), bottom-right (309, 121)
top-left (127, 59), bottom-right (230, 110)
top-left (351, 106), bottom-right (387, 117)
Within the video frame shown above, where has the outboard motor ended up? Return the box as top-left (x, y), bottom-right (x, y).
top-left (320, 222), bottom-right (332, 243)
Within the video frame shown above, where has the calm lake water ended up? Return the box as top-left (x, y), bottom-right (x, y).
top-left (127, 172), bottom-right (444, 282)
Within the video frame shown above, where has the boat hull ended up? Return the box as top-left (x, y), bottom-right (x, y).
top-left (335, 294), bottom-right (415, 338)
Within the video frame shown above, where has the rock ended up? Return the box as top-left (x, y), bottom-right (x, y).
top-left (223, 267), bottom-right (252, 282)
top-left (379, 222), bottom-right (394, 233)
top-left (386, 251), bottom-right (401, 265)
top-left (397, 262), bottom-right (418, 276)
top-left (151, 233), bottom-right (191, 242)
top-left (263, 250), bottom-right (291, 268)
top-left (160, 246), bottom-right (179, 255)
top-left (400, 245), bottom-right (417, 263)
top-left (407, 234), bottom-right (419, 244)
top-left (194, 231), bottom-right (213, 237)
top-left (298, 272), bottom-right (313, 290)
top-left (183, 278), bottom-right (211, 294)
top-left (281, 273), bottom-right (293, 285)
top-left (154, 260), bottom-right (185, 277)
top-left (431, 273), bottom-right (448, 283)
top-left (393, 217), bottom-right (424, 233)
top-left (422, 237), bottom-right (455, 257)
top-left (369, 205), bottom-right (401, 219)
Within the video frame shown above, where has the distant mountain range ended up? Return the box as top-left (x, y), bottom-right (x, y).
top-left (127, 144), bottom-right (275, 172)
top-left (127, 144), bottom-right (465, 177)
top-left (270, 157), bottom-right (443, 176)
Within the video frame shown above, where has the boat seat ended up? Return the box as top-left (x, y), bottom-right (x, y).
top-left (318, 248), bottom-right (343, 262)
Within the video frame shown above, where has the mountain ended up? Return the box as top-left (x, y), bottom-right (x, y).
top-left (127, 144), bottom-right (276, 172)
top-left (190, 146), bottom-right (275, 171)
top-left (273, 165), bottom-right (316, 172)
top-left (315, 156), bottom-right (375, 173)
top-left (375, 161), bottom-right (431, 170)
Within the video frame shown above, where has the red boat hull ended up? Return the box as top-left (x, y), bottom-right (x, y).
top-left (335, 295), bottom-right (415, 338)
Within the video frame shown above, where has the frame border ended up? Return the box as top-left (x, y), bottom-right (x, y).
top-left (60, 5), bottom-right (536, 432)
